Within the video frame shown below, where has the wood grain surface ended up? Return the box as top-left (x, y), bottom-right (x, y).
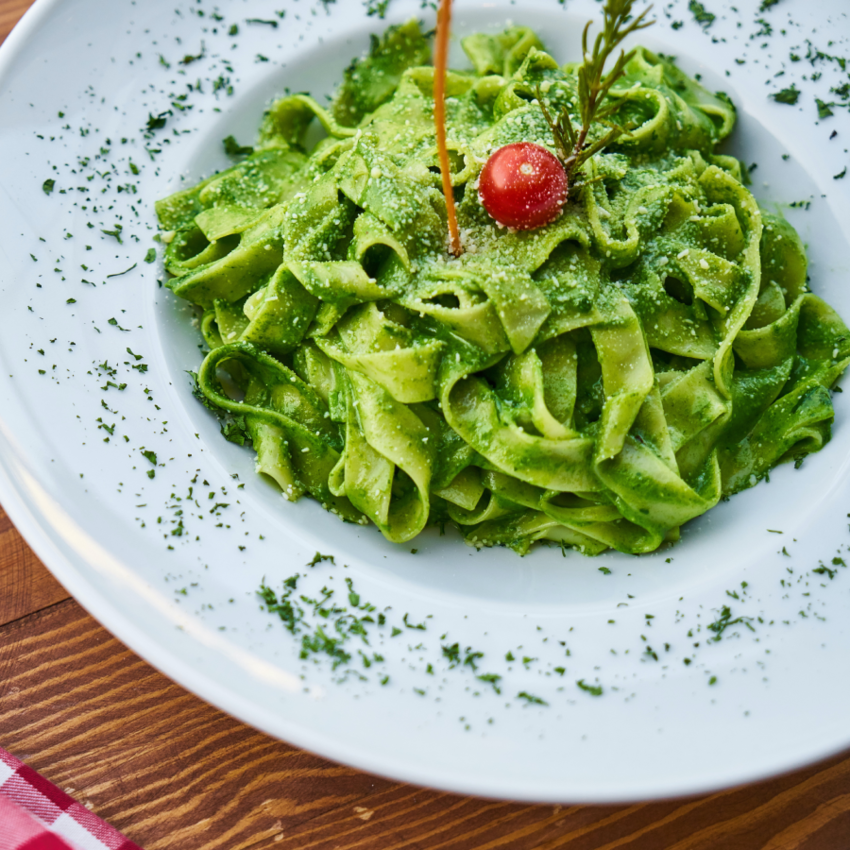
top-left (3, 522), bottom-right (850, 850)
top-left (3, 3), bottom-right (850, 848)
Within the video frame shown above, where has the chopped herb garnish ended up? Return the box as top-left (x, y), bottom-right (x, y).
top-left (517, 691), bottom-right (548, 706)
top-left (101, 224), bottom-right (123, 243)
top-left (180, 43), bottom-right (205, 65)
top-left (576, 679), bottom-right (603, 696)
top-left (106, 263), bottom-right (137, 279)
top-left (816, 99), bottom-right (834, 119)
top-left (219, 416), bottom-right (251, 446)
top-left (477, 673), bottom-right (502, 694)
top-left (346, 578), bottom-right (360, 607)
top-left (42, 178), bottom-right (55, 195)
top-left (403, 613), bottom-right (426, 630)
top-left (464, 650), bottom-right (484, 671)
top-left (688, 0), bottom-right (715, 28)
top-left (442, 643), bottom-right (461, 666)
top-left (707, 605), bottom-right (755, 641)
top-left (365, 0), bottom-right (392, 17)
top-left (772, 85), bottom-right (801, 105)
top-left (223, 135), bottom-right (254, 158)
top-left (145, 111), bottom-right (170, 134)
top-left (307, 551), bottom-right (335, 567)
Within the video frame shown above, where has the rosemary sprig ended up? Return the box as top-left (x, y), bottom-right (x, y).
top-left (540, 0), bottom-right (654, 184)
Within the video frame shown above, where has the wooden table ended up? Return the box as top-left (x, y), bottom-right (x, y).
top-left (4, 2), bottom-right (850, 847)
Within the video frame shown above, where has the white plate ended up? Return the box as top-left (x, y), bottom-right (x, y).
top-left (2, 0), bottom-right (850, 803)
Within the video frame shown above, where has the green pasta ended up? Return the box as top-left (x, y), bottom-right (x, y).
top-left (157, 21), bottom-right (850, 554)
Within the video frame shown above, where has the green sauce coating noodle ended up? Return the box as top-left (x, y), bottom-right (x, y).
top-left (157, 22), bottom-right (850, 553)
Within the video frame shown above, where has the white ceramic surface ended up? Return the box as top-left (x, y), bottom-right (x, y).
top-left (1, 0), bottom-right (850, 803)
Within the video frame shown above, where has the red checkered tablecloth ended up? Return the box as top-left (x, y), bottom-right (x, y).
top-left (0, 748), bottom-right (142, 850)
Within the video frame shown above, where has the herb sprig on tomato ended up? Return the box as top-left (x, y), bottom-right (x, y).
top-left (478, 0), bottom-right (654, 231)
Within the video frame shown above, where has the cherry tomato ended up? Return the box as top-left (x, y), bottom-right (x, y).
top-left (478, 142), bottom-right (567, 230)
